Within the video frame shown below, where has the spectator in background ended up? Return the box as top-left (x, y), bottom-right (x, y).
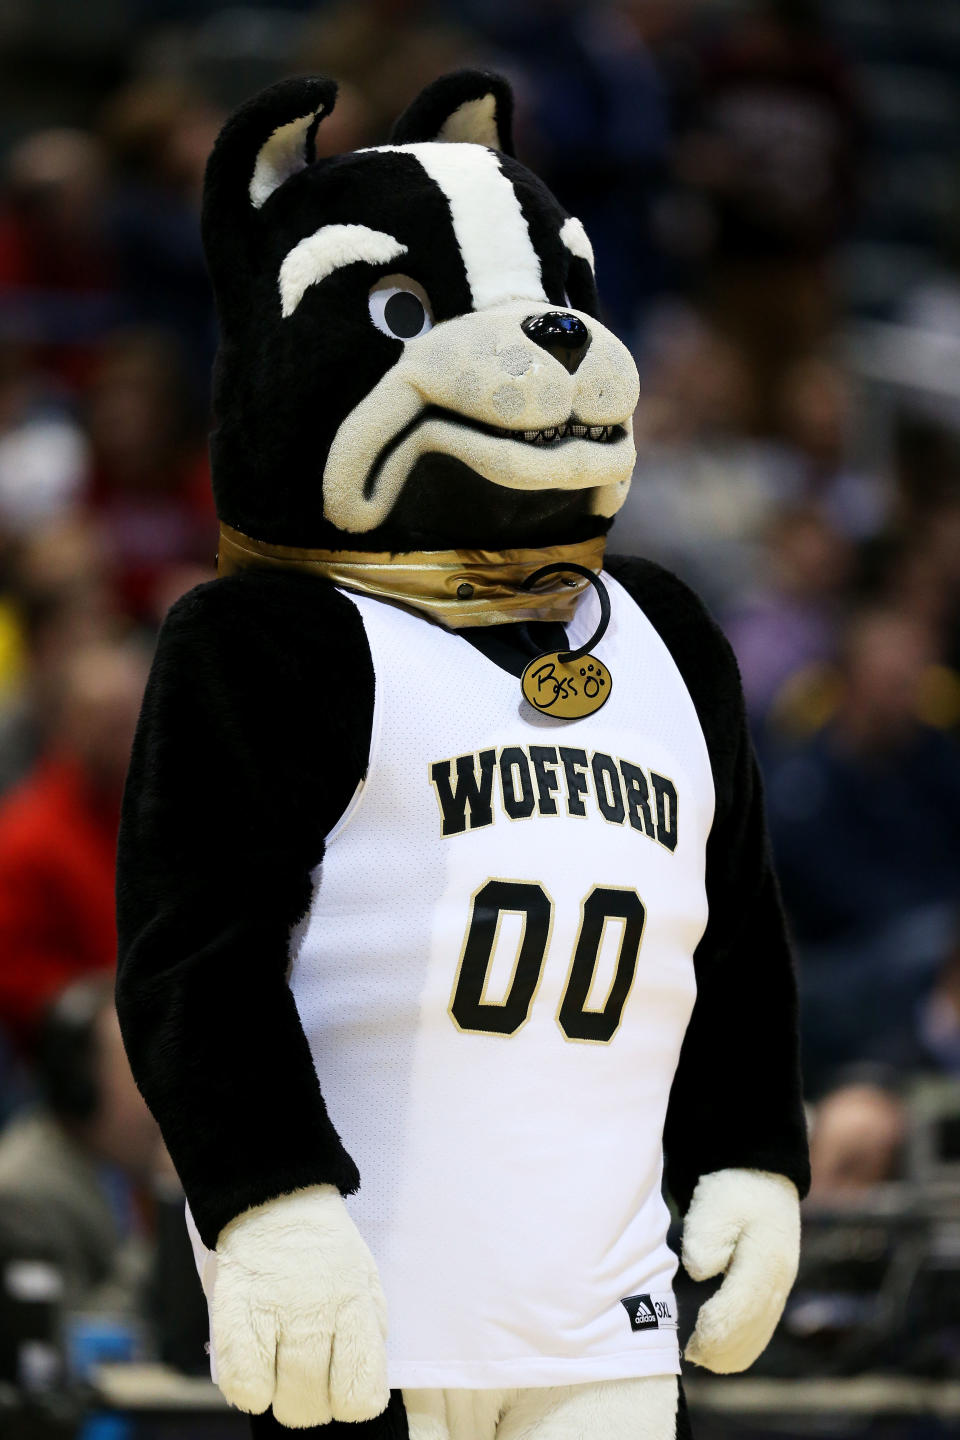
top-left (100, 79), bottom-right (222, 399)
top-left (0, 978), bottom-right (160, 1317)
top-left (468, 0), bottom-right (672, 339)
top-left (677, 0), bottom-right (860, 430)
top-left (85, 330), bottom-right (216, 625)
top-left (725, 503), bottom-right (850, 725)
top-left (775, 356), bottom-right (891, 543)
top-left (808, 1083), bottom-right (907, 1199)
top-left (613, 313), bottom-right (787, 611)
top-left (0, 341), bottom-right (89, 539)
top-left (0, 517), bottom-right (119, 796)
top-left (764, 608), bottom-right (960, 1094)
top-left (300, 0), bottom-right (468, 149)
top-left (883, 499), bottom-right (960, 682)
top-left (0, 638), bottom-right (148, 1050)
top-left (0, 128), bottom-right (119, 389)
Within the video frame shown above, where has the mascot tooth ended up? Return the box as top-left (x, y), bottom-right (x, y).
top-left (116, 69), bottom-right (809, 1440)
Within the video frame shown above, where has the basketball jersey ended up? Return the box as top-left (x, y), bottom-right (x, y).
top-left (277, 573), bottom-right (715, 1387)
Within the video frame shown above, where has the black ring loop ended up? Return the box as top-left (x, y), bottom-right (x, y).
top-left (521, 562), bottom-right (610, 663)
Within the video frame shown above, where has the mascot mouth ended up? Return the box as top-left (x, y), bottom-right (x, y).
top-left (363, 405), bottom-right (629, 500)
top-left (491, 418), bottom-right (624, 446)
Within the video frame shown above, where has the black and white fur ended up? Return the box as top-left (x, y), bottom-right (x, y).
top-left (203, 73), bottom-right (637, 552)
top-left (116, 72), bottom-right (809, 1440)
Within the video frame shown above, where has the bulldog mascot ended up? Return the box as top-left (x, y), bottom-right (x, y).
top-left (116, 71), bottom-right (809, 1440)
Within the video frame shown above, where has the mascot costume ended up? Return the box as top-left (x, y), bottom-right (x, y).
top-left (115, 72), bottom-right (809, 1440)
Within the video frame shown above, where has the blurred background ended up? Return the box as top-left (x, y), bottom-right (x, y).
top-left (0, 0), bottom-right (957, 1434)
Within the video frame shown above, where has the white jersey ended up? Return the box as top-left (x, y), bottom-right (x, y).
top-left (282, 572), bottom-right (715, 1388)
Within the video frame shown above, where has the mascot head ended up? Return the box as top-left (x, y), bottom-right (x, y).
top-left (203, 70), bottom-right (639, 571)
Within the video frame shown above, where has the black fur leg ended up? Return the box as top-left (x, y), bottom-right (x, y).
top-left (676, 1379), bottom-right (694, 1440)
top-left (248, 1391), bottom-right (409, 1440)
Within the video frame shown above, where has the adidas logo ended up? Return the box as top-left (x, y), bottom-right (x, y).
top-left (620, 1294), bottom-right (660, 1331)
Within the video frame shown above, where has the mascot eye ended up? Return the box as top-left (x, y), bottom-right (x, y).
top-left (368, 276), bottom-right (433, 341)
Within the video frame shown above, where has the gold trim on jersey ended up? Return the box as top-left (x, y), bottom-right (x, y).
top-left (216, 521), bottom-right (606, 628)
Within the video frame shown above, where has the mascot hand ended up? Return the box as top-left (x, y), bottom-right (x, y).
top-left (211, 1184), bottom-right (389, 1428)
top-left (682, 1169), bottom-right (800, 1374)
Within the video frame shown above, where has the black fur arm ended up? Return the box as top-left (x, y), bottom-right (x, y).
top-left (606, 556), bottom-right (810, 1213)
top-left (115, 571), bottom-right (374, 1248)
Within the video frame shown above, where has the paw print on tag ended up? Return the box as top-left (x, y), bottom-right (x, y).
top-left (578, 662), bottom-right (607, 701)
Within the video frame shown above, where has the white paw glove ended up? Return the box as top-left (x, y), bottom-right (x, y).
top-left (682, 1168), bottom-right (800, 1374)
top-left (211, 1184), bottom-right (389, 1429)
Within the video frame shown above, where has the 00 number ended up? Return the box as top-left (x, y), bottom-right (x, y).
top-left (449, 880), bottom-right (646, 1043)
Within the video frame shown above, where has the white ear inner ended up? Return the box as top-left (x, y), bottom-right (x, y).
top-left (436, 95), bottom-right (500, 149)
top-left (279, 224), bottom-right (407, 318)
top-left (250, 112), bottom-right (323, 209)
top-left (560, 216), bottom-right (595, 272)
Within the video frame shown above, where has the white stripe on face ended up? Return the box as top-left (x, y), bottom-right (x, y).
top-left (371, 143), bottom-right (547, 311)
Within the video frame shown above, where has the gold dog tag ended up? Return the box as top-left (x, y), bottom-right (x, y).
top-left (521, 652), bottom-right (612, 719)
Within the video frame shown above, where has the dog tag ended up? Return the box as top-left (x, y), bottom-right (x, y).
top-left (519, 562), bottom-right (613, 720)
top-left (521, 651), bottom-right (612, 718)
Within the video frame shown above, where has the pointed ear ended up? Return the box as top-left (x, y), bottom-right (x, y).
top-left (202, 76), bottom-right (337, 299)
top-left (390, 71), bottom-right (515, 155)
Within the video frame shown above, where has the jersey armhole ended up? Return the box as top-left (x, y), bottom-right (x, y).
top-left (321, 592), bottom-right (383, 846)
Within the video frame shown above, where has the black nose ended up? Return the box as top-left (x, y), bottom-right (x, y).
top-left (521, 312), bottom-right (591, 374)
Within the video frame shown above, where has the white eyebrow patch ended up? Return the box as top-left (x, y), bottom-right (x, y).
top-left (279, 223), bottom-right (407, 317)
top-left (560, 216), bottom-right (594, 271)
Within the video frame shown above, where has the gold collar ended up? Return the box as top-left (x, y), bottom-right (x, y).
top-left (217, 521), bottom-right (606, 628)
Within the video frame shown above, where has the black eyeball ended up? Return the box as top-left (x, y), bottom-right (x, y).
top-left (369, 276), bottom-right (433, 341)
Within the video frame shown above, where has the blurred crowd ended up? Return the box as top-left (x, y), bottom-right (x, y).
top-left (0, 0), bottom-right (958, 1416)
